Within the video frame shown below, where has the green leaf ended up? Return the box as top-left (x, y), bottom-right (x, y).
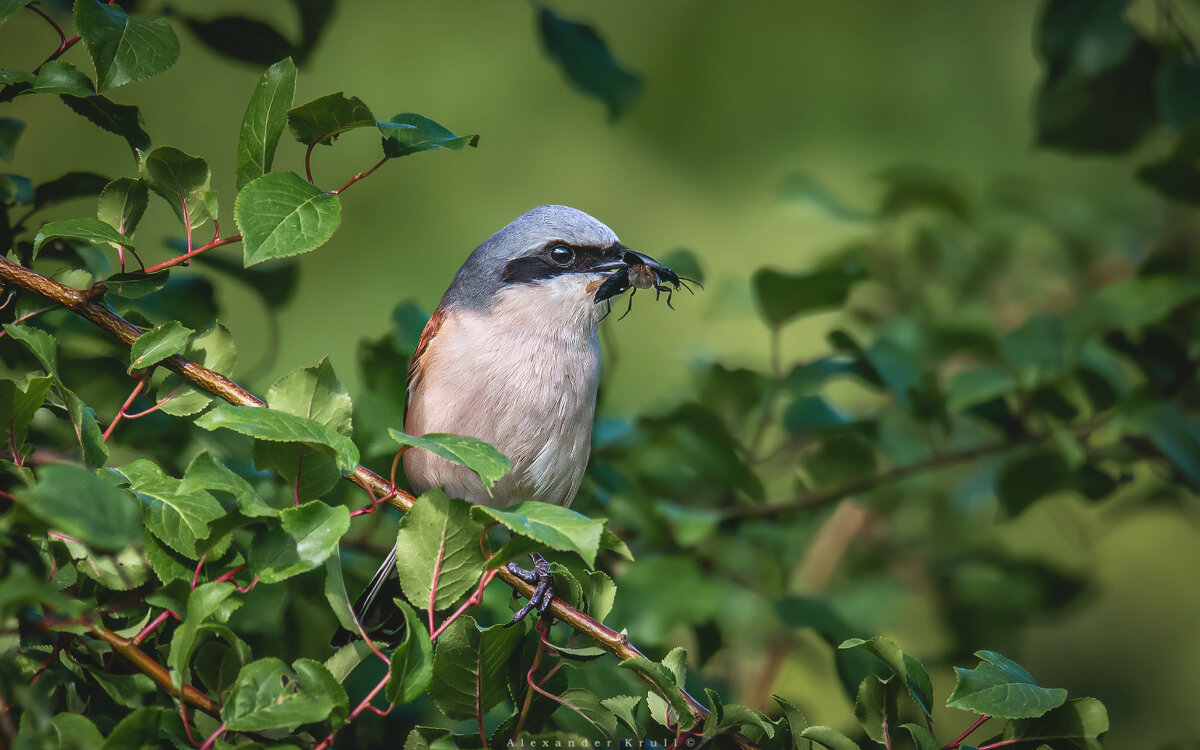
top-left (74, 0), bottom-right (180, 91)
top-left (996, 451), bottom-right (1072, 514)
top-left (853, 675), bottom-right (898, 745)
top-left (2, 60), bottom-right (95, 97)
top-left (101, 707), bottom-right (172, 750)
top-left (129, 320), bottom-right (193, 370)
top-left (3, 322), bottom-right (57, 372)
top-left (1070, 276), bottom-right (1200, 343)
top-left (780, 172), bottom-right (872, 221)
top-left (782, 395), bottom-right (851, 434)
top-left (286, 92), bottom-right (375, 146)
top-left (1131, 401), bottom-right (1200, 489)
top-left (752, 263), bottom-right (866, 328)
top-left (167, 581), bottom-right (237, 689)
top-left (0, 117), bottom-right (22, 161)
top-left (0, 1), bottom-right (34, 26)
top-left (839, 636), bottom-right (934, 719)
top-left (379, 113), bottom-right (479, 158)
top-left (999, 314), bottom-right (1065, 388)
top-left (800, 726), bottom-right (860, 750)
top-left (236, 58), bottom-right (297, 189)
top-left (1001, 697), bottom-right (1108, 750)
top-left (195, 403), bottom-right (359, 473)
top-left (557, 689), bottom-right (619, 741)
top-left (428, 615), bottom-right (522, 721)
top-left (249, 500), bottom-right (350, 583)
top-left (394, 488), bottom-right (485, 610)
top-left (389, 429), bottom-right (510, 493)
top-left (386, 598), bottom-right (434, 705)
top-left (221, 657), bottom-right (339, 732)
top-left (899, 723), bottom-right (938, 750)
top-left (16, 464), bottom-right (139, 551)
top-left (0, 375), bottom-right (52, 459)
top-left (602, 695), bottom-right (644, 736)
top-left (156, 323), bottom-right (236, 417)
top-left (403, 726), bottom-right (457, 750)
top-left (182, 451), bottom-right (276, 518)
top-left (947, 650), bottom-right (1068, 719)
top-left (59, 94), bottom-right (151, 153)
top-left (322, 548), bottom-right (357, 632)
top-left (617, 655), bottom-right (695, 731)
top-left (946, 368), bottom-right (1015, 412)
top-left (33, 217), bottom-right (132, 256)
top-left (74, 543), bottom-right (150, 590)
top-left (472, 501), bottom-right (604, 569)
top-left (115, 459), bottom-right (224, 558)
top-left (139, 146), bottom-right (213, 229)
top-left (234, 171), bottom-right (341, 266)
top-left (0, 172), bottom-right (31, 204)
top-left (537, 8), bottom-right (642, 119)
top-left (96, 176), bottom-right (149, 239)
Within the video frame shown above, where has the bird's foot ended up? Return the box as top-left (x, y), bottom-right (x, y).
top-left (505, 553), bottom-right (553, 625)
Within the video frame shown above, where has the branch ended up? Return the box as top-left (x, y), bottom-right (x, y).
top-left (722, 432), bottom-right (1044, 521)
top-left (86, 624), bottom-right (219, 716)
top-left (0, 257), bottom-right (750, 747)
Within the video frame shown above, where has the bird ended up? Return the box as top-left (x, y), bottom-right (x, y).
top-left (337, 205), bottom-right (679, 643)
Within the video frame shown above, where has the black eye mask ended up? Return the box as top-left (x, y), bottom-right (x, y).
top-left (500, 242), bottom-right (625, 284)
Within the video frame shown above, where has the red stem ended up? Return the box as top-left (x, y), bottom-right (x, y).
top-left (427, 537), bottom-right (445, 637)
top-left (305, 142), bottom-right (317, 183)
top-left (293, 447), bottom-right (304, 506)
top-left (429, 568), bottom-right (499, 641)
top-left (944, 715), bottom-right (990, 750)
top-left (142, 234), bottom-right (242, 275)
top-left (179, 189), bottom-right (193, 256)
top-left (199, 723), bottom-right (226, 750)
top-left (103, 377), bottom-right (146, 442)
top-left (132, 609), bottom-right (176, 646)
top-left (332, 157), bottom-right (390, 195)
top-left (26, 5), bottom-right (80, 74)
top-left (313, 672), bottom-right (393, 750)
top-left (120, 386), bottom-right (182, 419)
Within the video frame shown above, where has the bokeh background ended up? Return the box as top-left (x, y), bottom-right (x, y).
top-left (4, 2), bottom-right (1199, 748)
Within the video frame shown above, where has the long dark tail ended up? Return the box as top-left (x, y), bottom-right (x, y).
top-left (331, 547), bottom-right (409, 646)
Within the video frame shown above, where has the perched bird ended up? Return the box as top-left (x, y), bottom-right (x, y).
top-left (339, 205), bottom-right (680, 642)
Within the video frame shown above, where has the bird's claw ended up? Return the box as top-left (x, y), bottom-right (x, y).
top-left (505, 553), bottom-right (553, 626)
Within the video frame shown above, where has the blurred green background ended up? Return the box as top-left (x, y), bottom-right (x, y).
top-left (5, 2), bottom-right (1199, 748)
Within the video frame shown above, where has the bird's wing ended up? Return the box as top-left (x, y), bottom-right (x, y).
top-left (405, 306), bottom-right (447, 422)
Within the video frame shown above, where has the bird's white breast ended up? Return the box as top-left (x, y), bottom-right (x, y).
top-left (403, 275), bottom-right (608, 507)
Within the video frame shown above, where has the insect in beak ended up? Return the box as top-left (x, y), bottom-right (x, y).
top-left (592, 249), bottom-right (702, 319)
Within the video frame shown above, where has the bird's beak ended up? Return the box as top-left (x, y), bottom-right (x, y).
top-left (590, 248), bottom-right (667, 303)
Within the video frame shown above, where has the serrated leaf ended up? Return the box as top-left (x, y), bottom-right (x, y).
top-left (156, 322), bottom-right (235, 417)
top-left (74, 543), bottom-right (149, 590)
top-left (0, 375), bottom-right (52, 458)
top-left (195, 403), bottom-right (359, 473)
top-left (59, 94), bottom-right (151, 153)
top-left (1001, 697), bottom-right (1108, 750)
top-left (947, 650), bottom-right (1067, 719)
top-left (394, 488), bottom-right (485, 610)
top-left (472, 501), bottom-right (604, 568)
top-left (33, 217), bottom-right (132, 255)
top-left (75, 0), bottom-right (179, 91)
top-left (2, 60), bottom-right (95, 97)
top-left (286, 92), bottom-right (374, 146)
top-left (387, 598), bottom-right (434, 705)
top-left (537, 8), bottom-right (642, 119)
top-left (182, 451), bottom-right (276, 518)
top-left (389, 429), bottom-right (509, 492)
top-left (221, 657), bottom-right (338, 732)
top-left (139, 146), bottom-right (213, 229)
top-left (557, 689), bottom-right (619, 741)
top-left (617, 655), bottom-right (695, 731)
top-left (801, 726), bottom-right (860, 750)
top-left (602, 695), bottom-right (643, 735)
top-left (16, 464), bottom-right (139, 551)
top-left (234, 171), bottom-right (341, 266)
top-left (248, 500), bottom-right (349, 583)
top-left (378, 113), bottom-right (478, 158)
top-left (115, 459), bottom-right (223, 558)
top-left (100, 707), bottom-right (172, 749)
top-left (839, 636), bottom-right (934, 719)
top-left (236, 57), bottom-right (297, 189)
top-left (0, 1), bottom-right (35, 27)
top-left (428, 615), bottom-right (522, 721)
top-left (129, 320), bottom-right (193, 370)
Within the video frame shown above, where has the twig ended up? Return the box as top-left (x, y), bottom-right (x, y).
top-left (86, 624), bottom-right (219, 716)
top-left (0, 256), bottom-right (756, 749)
top-left (102, 377), bottom-right (146, 442)
top-left (142, 234), bottom-right (242, 274)
top-left (332, 157), bottom-right (390, 195)
top-left (943, 714), bottom-right (990, 750)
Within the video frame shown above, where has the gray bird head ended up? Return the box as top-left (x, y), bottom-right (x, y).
top-left (439, 205), bottom-right (651, 315)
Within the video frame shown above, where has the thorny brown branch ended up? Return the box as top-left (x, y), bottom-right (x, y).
top-left (0, 256), bottom-right (758, 750)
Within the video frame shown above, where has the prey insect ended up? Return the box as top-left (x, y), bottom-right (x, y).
top-left (594, 250), bottom-right (702, 320)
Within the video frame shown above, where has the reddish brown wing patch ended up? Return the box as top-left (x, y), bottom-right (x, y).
top-left (405, 306), bottom-right (447, 426)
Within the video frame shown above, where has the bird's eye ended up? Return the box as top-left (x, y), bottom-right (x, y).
top-left (548, 245), bottom-right (575, 266)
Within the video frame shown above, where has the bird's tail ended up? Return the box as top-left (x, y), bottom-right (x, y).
top-left (331, 547), bottom-right (409, 647)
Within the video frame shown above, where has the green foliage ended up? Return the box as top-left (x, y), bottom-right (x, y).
top-left (6, 2), bottom-right (1194, 748)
